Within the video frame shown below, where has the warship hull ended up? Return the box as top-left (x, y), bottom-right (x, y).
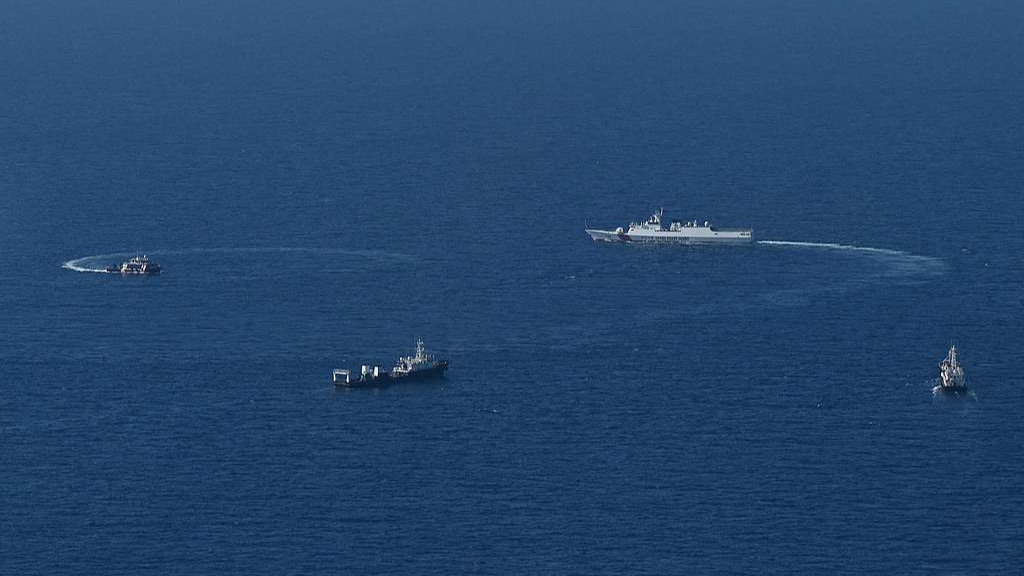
top-left (586, 229), bottom-right (753, 244)
top-left (933, 384), bottom-right (970, 396)
top-left (106, 267), bottom-right (161, 275)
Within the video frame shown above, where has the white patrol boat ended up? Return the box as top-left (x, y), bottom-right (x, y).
top-left (586, 208), bottom-right (752, 244)
top-left (934, 344), bottom-right (969, 396)
top-left (106, 254), bottom-right (162, 275)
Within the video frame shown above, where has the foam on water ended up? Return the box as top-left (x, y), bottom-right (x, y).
top-left (627, 239), bottom-right (952, 321)
top-left (759, 239), bottom-right (921, 258)
top-left (757, 239), bottom-right (947, 279)
top-left (931, 385), bottom-right (978, 401)
top-left (62, 253), bottom-right (124, 273)
top-left (62, 247), bottom-right (416, 273)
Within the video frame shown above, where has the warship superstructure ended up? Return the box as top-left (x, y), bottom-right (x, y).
top-left (586, 208), bottom-right (752, 244)
top-left (333, 339), bottom-right (448, 388)
top-left (934, 344), bottom-right (969, 396)
top-left (106, 255), bottom-right (161, 275)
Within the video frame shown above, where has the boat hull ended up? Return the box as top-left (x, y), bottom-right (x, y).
top-left (106, 265), bottom-right (162, 275)
top-left (107, 269), bottom-right (161, 275)
top-left (336, 361), bottom-right (448, 388)
top-left (933, 384), bottom-right (970, 396)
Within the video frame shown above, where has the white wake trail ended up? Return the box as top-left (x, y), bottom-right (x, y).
top-left (758, 240), bottom-right (909, 257)
top-left (62, 247), bottom-right (416, 273)
top-left (62, 253), bottom-right (130, 273)
top-left (757, 239), bottom-right (947, 280)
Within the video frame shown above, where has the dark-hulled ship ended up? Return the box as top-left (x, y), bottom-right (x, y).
top-left (106, 255), bottom-right (161, 275)
top-left (934, 344), bottom-right (969, 396)
top-left (333, 339), bottom-right (448, 388)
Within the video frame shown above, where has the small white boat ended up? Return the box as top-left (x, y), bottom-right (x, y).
top-left (106, 254), bottom-right (161, 275)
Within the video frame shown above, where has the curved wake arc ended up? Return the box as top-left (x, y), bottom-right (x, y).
top-left (62, 247), bottom-right (416, 274)
top-left (63, 254), bottom-right (123, 273)
top-left (756, 239), bottom-right (947, 280)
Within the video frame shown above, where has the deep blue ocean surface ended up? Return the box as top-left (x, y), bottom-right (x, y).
top-left (3, 1), bottom-right (1023, 573)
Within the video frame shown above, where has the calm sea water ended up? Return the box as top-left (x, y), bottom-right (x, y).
top-left (3, 1), bottom-right (1023, 574)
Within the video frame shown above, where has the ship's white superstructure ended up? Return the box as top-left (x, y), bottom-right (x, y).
top-left (586, 209), bottom-right (752, 244)
top-left (935, 344), bottom-right (969, 394)
top-left (106, 254), bottom-right (161, 275)
top-left (393, 339), bottom-right (437, 375)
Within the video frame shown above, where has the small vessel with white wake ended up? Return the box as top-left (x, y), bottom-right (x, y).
top-left (333, 339), bottom-right (449, 388)
top-left (586, 208), bottom-right (752, 244)
top-left (106, 254), bottom-right (161, 275)
top-left (934, 344), bottom-right (969, 396)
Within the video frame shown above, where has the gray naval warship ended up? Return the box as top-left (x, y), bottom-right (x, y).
top-left (934, 344), bottom-right (969, 396)
top-left (586, 208), bottom-right (752, 244)
top-left (106, 254), bottom-right (161, 275)
top-left (333, 339), bottom-right (448, 388)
